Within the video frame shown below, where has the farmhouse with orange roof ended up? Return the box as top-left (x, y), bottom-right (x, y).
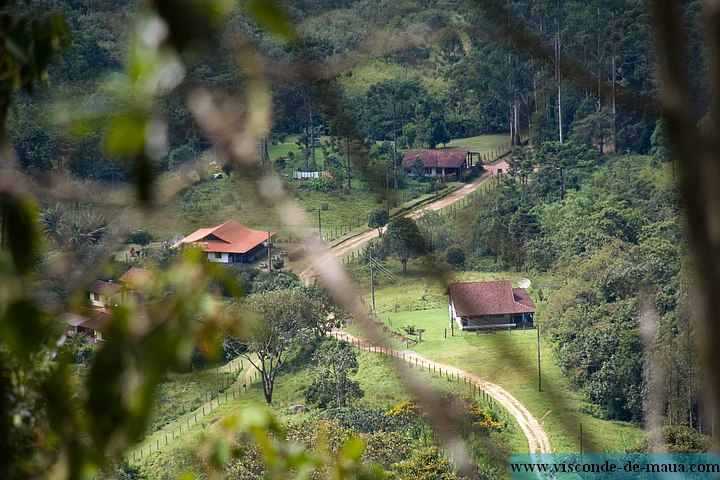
top-left (178, 220), bottom-right (275, 264)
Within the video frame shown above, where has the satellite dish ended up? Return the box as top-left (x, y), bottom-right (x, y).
top-left (518, 278), bottom-right (532, 289)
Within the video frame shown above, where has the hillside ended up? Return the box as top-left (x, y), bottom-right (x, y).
top-left (0, 0), bottom-right (715, 479)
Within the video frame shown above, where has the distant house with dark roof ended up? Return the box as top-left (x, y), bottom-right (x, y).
top-left (402, 150), bottom-right (477, 178)
top-left (119, 267), bottom-right (152, 289)
top-left (178, 220), bottom-right (275, 264)
top-left (58, 309), bottom-right (112, 343)
top-left (78, 309), bottom-right (113, 342)
top-left (87, 280), bottom-right (122, 308)
top-left (448, 281), bottom-right (535, 330)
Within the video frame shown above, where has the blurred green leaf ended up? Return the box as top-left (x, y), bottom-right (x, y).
top-left (1, 195), bottom-right (39, 275)
top-left (4, 37), bottom-right (28, 63)
top-left (105, 114), bottom-right (146, 156)
top-left (211, 437), bottom-right (231, 467)
top-left (246, 0), bottom-right (294, 39)
top-left (133, 151), bottom-right (155, 204)
top-left (340, 436), bottom-right (366, 462)
top-left (152, 0), bottom-right (220, 52)
top-left (2, 300), bottom-right (44, 361)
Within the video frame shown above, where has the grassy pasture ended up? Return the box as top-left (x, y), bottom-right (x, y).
top-left (132, 346), bottom-right (519, 478)
top-left (345, 268), bottom-right (644, 453)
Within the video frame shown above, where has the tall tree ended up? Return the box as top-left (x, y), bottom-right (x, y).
top-left (305, 339), bottom-right (363, 409)
top-left (228, 290), bottom-right (319, 404)
top-left (383, 217), bottom-right (428, 274)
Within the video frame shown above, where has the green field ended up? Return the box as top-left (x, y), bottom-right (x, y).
top-left (266, 135), bottom-right (331, 166)
top-left (445, 134), bottom-right (514, 164)
top-left (345, 269), bottom-right (644, 453)
top-left (140, 133), bottom-right (511, 243)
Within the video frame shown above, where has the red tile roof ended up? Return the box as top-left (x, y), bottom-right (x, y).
top-left (402, 150), bottom-right (469, 169)
top-left (87, 280), bottom-right (122, 296)
top-left (180, 220), bottom-right (275, 254)
top-left (79, 309), bottom-right (113, 332)
top-left (448, 281), bottom-right (536, 316)
top-left (119, 267), bottom-right (152, 288)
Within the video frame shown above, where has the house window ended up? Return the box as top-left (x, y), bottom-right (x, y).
top-left (214, 252), bottom-right (222, 259)
top-left (93, 293), bottom-right (100, 301)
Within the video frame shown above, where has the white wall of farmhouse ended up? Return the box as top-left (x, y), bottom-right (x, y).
top-left (206, 252), bottom-right (230, 263)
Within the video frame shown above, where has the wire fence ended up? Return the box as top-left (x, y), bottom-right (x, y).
top-left (127, 357), bottom-right (260, 465)
top-left (340, 180), bottom-right (499, 266)
top-left (328, 331), bottom-right (514, 429)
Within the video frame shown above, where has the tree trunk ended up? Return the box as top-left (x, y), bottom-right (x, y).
top-left (346, 137), bottom-right (351, 190)
top-left (262, 368), bottom-right (273, 404)
top-left (259, 138), bottom-right (270, 166)
top-left (393, 103), bottom-right (399, 189)
top-left (612, 55), bottom-right (617, 154)
top-left (309, 95), bottom-right (316, 169)
top-left (556, 30), bottom-right (564, 143)
top-left (304, 122), bottom-right (310, 172)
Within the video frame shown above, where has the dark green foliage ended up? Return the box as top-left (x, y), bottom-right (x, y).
top-left (96, 461), bottom-right (147, 479)
top-left (317, 408), bottom-right (407, 433)
top-left (445, 247), bottom-right (465, 269)
top-left (458, 151), bottom-right (694, 425)
top-left (390, 446), bottom-right (458, 480)
top-left (305, 339), bottom-right (364, 408)
top-left (250, 270), bottom-right (302, 294)
top-left (368, 209), bottom-right (389, 235)
top-left (62, 334), bottom-right (95, 364)
top-left (629, 425), bottom-right (712, 453)
top-left (416, 113), bottom-right (451, 149)
top-left (382, 217), bottom-right (428, 274)
top-left (127, 230), bottom-right (152, 247)
top-left (650, 117), bottom-right (672, 165)
top-left (532, 141), bottom-right (598, 200)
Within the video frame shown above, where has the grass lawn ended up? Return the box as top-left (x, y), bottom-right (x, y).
top-left (445, 134), bottom-right (513, 164)
top-left (266, 135), bottom-right (331, 166)
top-left (140, 132), bottom-right (509, 244)
top-left (345, 264), bottom-right (644, 454)
top-left (338, 59), bottom-right (409, 96)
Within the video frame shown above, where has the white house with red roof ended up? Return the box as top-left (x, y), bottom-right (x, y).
top-left (178, 220), bottom-right (275, 264)
top-left (448, 280), bottom-right (535, 330)
top-left (402, 149), bottom-right (478, 177)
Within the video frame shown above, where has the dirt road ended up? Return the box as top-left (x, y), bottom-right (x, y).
top-left (332, 331), bottom-right (552, 454)
top-left (299, 159), bottom-right (508, 281)
top-left (297, 158), bottom-right (554, 453)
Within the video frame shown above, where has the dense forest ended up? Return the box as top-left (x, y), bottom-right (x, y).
top-left (0, 0), bottom-right (715, 478)
top-left (10, 0), bottom-right (681, 181)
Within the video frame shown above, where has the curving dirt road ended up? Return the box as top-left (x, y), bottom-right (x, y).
top-left (297, 158), bottom-right (554, 453)
top-left (332, 330), bottom-right (552, 454)
top-left (299, 159), bottom-right (508, 281)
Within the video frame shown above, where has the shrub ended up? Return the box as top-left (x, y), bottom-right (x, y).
top-left (311, 177), bottom-right (333, 192)
top-left (318, 407), bottom-right (406, 433)
top-left (128, 229), bottom-right (153, 247)
top-left (445, 247), bottom-right (466, 268)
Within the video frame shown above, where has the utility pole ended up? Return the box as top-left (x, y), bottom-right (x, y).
top-left (266, 230), bottom-right (272, 273)
top-left (346, 137), bottom-right (351, 190)
top-left (317, 209), bottom-right (322, 238)
top-left (385, 159), bottom-right (390, 215)
top-left (537, 320), bottom-right (542, 391)
top-left (370, 250), bottom-right (375, 313)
